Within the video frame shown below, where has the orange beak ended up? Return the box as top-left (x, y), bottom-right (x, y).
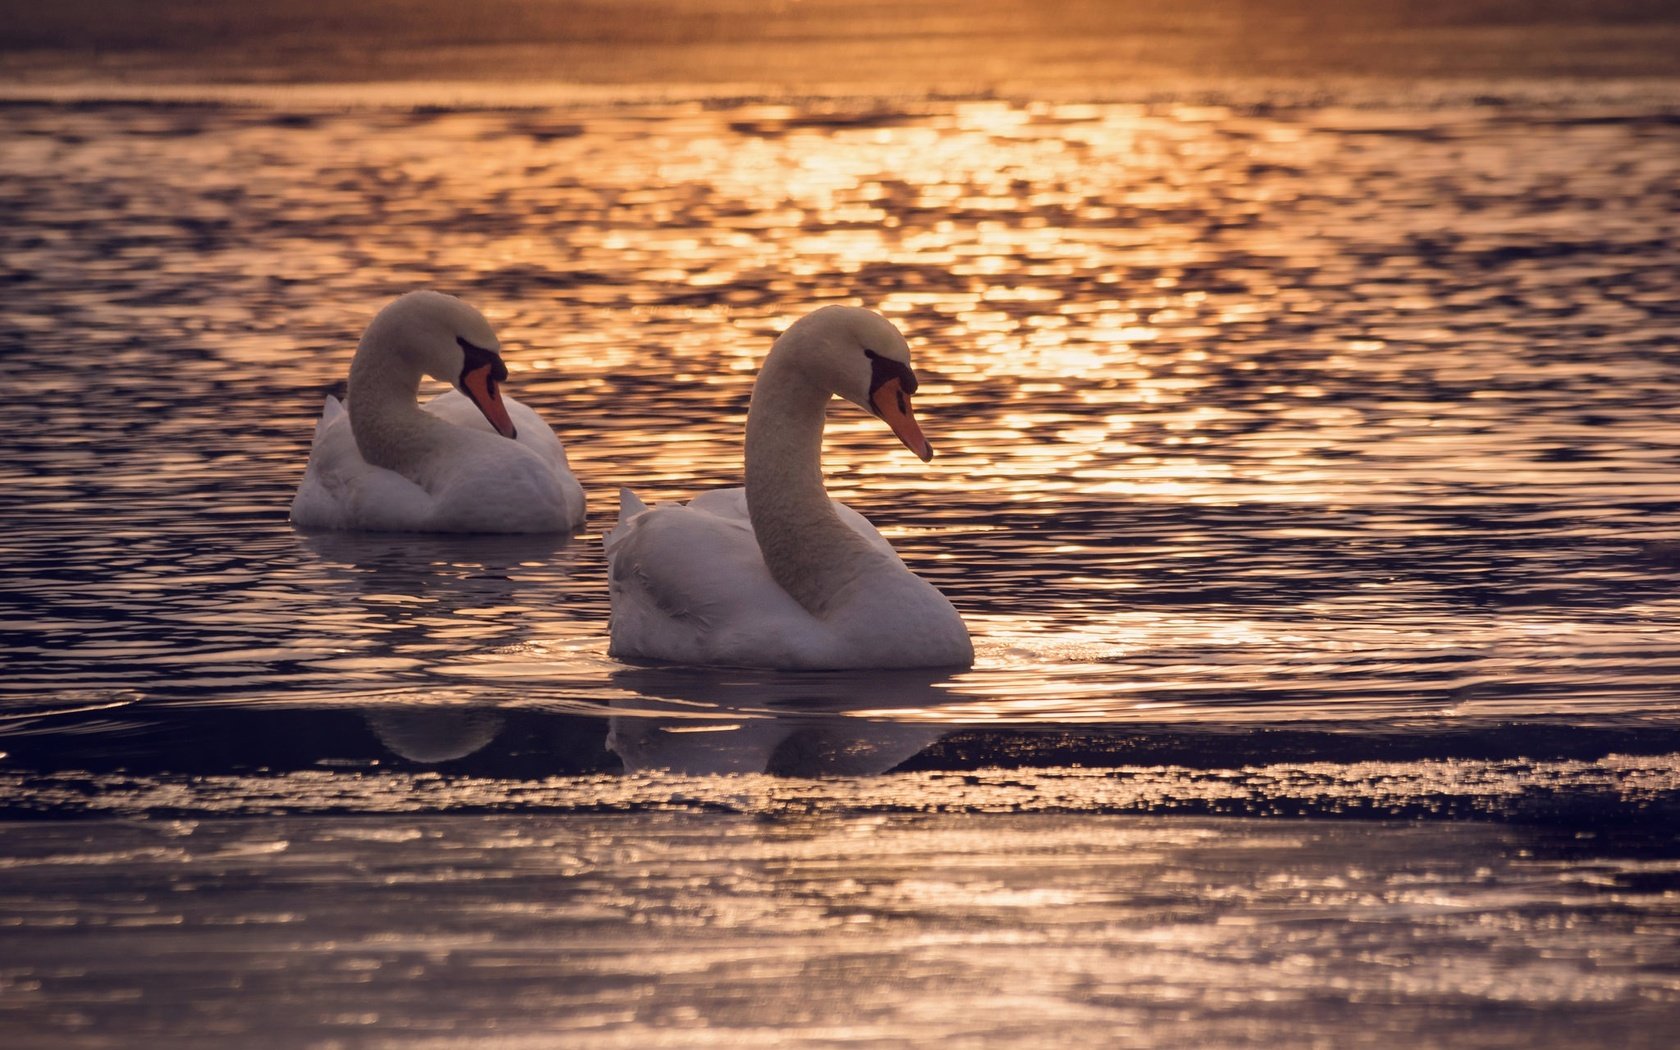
top-left (870, 375), bottom-right (933, 462)
top-left (461, 363), bottom-right (517, 439)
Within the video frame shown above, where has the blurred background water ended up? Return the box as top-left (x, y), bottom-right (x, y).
top-left (3, 2), bottom-right (1680, 1046)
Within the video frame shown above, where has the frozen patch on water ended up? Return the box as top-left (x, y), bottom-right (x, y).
top-left (1, 812), bottom-right (1677, 1049)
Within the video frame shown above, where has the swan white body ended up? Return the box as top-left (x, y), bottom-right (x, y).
top-left (606, 306), bottom-right (972, 670)
top-left (290, 291), bottom-right (585, 534)
top-left (291, 389), bottom-right (585, 533)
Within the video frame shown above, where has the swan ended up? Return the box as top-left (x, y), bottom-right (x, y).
top-left (290, 291), bottom-right (585, 533)
top-left (605, 306), bottom-right (972, 670)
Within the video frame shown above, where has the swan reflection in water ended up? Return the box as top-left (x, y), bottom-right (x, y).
top-left (604, 665), bottom-right (954, 775)
top-left (295, 528), bottom-right (587, 660)
top-left (364, 705), bottom-right (508, 764)
top-left (356, 666), bottom-right (956, 775)
top-left (296, 528), bottom-right (585, 763)
top-left (302, 528), bottom-right (956, 775)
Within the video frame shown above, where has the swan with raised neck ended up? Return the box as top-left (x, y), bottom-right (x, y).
top-left (289, 290), bottom-right (586, 534)
top-left (348, 290), bottom-right (516, 475)
top-left (745, 305), bottom-right (931, 614)
top-left (605, 305), bottom-right (970, 670)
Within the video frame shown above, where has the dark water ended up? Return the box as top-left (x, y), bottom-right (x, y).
top-left (3, 92), bottom-right (1680, 1046)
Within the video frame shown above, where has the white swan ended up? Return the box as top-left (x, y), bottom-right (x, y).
top-left (606, 306), bottom-right (972, 670)
top-left (290, 291), bottom-right (585, 533)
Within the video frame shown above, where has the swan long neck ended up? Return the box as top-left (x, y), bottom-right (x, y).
top-left (347, 339), bottom-right (444, 475)
top-left (746, 348), bottom-right (884, 615)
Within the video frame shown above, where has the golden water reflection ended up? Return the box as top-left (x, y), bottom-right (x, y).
top-left (2, 99), bottom-right (1679, 727)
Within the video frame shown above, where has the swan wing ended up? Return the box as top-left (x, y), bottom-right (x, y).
top-left (290, 396), bottom-right (435, 530)
top-left (666, 485), bottom-right (897, 556)
top-left (606, 488), bottom-right (838, 667)
top-left (606, 486), bottom-right (649, 548)
top-left (422, 389), bottom-right (574, 475)
top-left (290, 392), bottom-right (585, 533)
top-left (421, 389), bottom-right (586, 529)
top-left (830, 500), bottom-right (899, 559)
top-left (604, 487), bottom-right (960, 668)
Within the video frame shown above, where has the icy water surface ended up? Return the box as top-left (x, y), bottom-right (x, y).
top-left (3, 94), bottom-right (1680, 1046)
top-left (4, 813), bottom-right (1680, 1049)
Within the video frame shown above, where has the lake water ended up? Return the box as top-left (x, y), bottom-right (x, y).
top-left (4, 87), bottom-right (1680, 1046)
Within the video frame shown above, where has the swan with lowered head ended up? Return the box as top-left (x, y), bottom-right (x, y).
top-left (605, 306), bottom-right (972, 670)
top-left (290, 291), bottom-right (585, 533)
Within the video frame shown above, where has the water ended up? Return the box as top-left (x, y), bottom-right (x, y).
top-left (4, 87), bottom-right (1680, 1046)
top-left (5, 98), bottom-right (1680, 722)
top-left (3, 814), bottom-right (1678, 1050)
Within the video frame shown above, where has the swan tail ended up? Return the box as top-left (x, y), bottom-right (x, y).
top-left (315, 394), bottom-right (344, 433)
top-left (605, 487), bottom-right (650, 549)
top-left (300, 395), bottom-right (346, 449)
top-left (618, 488), bottom-right (648, 522)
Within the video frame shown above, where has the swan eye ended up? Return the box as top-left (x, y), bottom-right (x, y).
top-left (864, 348), bottom-right (917, 397)
top-left (457, 336), bottom-right (508, 384)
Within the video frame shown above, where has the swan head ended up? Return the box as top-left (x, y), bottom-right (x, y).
top-left (361, 290), bottom-right (518, 439)
top-left (776, 305), bottom-right (933, 461)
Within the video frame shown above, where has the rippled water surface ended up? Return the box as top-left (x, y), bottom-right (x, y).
top-left (5, 98), bottom-right (1680, 727)
top-left (4, 813), bottom-right (1679, 1050)
top-left (3, 92), bottom-right (1680, 1046)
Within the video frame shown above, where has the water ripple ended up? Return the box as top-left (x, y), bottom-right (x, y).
top-left (2, 98), bottom-right (1679, 755)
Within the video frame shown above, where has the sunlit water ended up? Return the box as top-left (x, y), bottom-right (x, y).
top-left (4, 813), bottom-right (1678, 1049)
top-left (3, 93), bottom-right (1680, 1046)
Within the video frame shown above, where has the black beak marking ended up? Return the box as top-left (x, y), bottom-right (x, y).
top-left (864, 348), bottom-right (918, 417)
top-left (457, 336), bottom-right (508, 388)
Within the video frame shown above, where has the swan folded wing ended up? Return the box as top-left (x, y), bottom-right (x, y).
top-left (606, 493), bottom-right (823, 665)
top-left (422, 440), bottom-right (581, 533)
top-left (423, 390), bottom-right (579, 478)
top-left (292, 391), bottom-right (581, 533)
top-left (607, 495), bottom-right (764, 620)
top-left (604, 491), bottom-right (950, 668)
top-left (315, 393), bottom-right (345, 435)
top-left (830, 500), bottom-right (900, 559)
top-left (605, 487), bottom-right (652, 549)
top-left (419, 389), bottom-right (586, 530)
top-left (686, 487), bottom-right (749, 520)
top-left (681, 486), bottom-right (897, 558)
top-left (289, 407), bottom-right (434, 530)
